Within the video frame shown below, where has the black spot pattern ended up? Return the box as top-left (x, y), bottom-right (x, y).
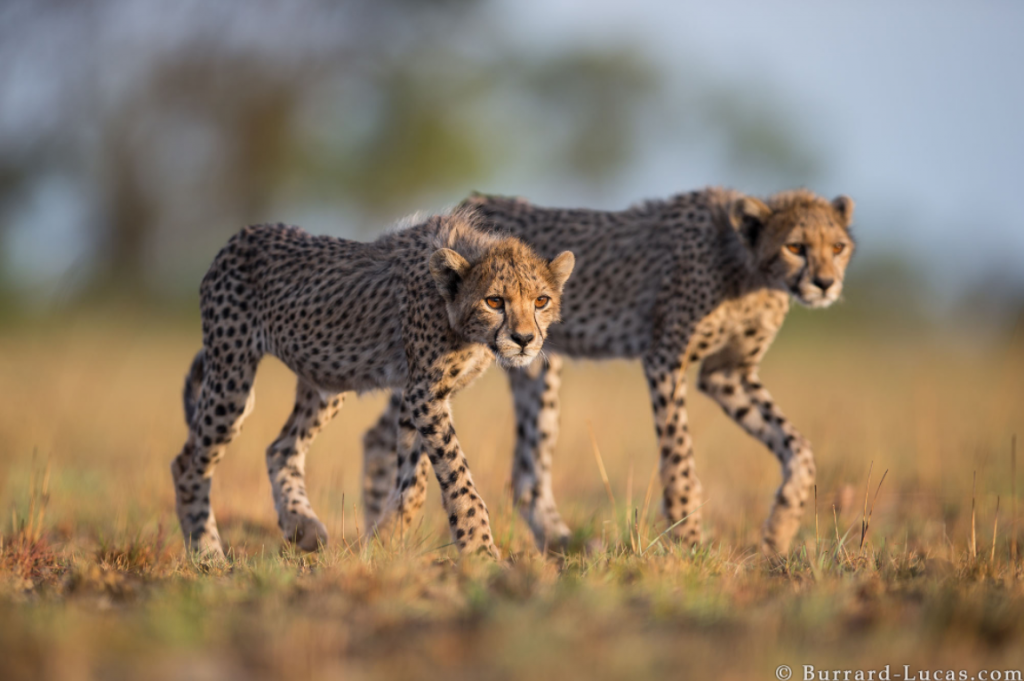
top-left (170, 209), bottom-right (575, 560)
top-left (361, 187), bottom-right (854, 555)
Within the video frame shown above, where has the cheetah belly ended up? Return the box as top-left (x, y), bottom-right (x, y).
top-left (268, 324), bottom-right (408, 396)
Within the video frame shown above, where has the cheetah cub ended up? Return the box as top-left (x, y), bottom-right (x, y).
top-left (171, 209), bottom-right (574, 559)
top-left (364, 188), bottom-right (855, 556)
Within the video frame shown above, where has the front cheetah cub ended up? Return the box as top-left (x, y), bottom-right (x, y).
top-left (171, 209), bottom-right (574, 559)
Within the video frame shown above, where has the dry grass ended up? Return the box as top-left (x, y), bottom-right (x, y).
top-left (1, 308), bottom-right (1023, 680)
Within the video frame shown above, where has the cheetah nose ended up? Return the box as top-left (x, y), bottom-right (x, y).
top-left (510, 332), bottom-right (534, 348)
top-left (813, 276), bottom-right (834, 292)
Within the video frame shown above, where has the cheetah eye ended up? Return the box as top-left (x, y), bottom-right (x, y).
top-left (485, 296), bottom-right (504, 310)
top-left (535, 296), bottom-right (550, 309)
top-left (833, 243), bottom-right (846, 255)
top-left (785, 243), bottom-right (805, 256)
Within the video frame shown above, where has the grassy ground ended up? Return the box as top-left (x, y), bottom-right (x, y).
top-left (1, 307), bottom-right (1023, 680)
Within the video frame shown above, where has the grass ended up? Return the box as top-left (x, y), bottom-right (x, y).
top-left (1, 307), bottom-right (1023, 680)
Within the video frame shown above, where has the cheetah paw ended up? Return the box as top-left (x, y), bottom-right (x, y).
top-left (283, 514), bottom-right (329, 552)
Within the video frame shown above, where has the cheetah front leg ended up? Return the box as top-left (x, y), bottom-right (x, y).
top-left (643, 349), bottom-right (704, 546)
top-left (698, 350), bottom-right (815, 555)
top-left (508, 353), bottom-right (570, 551)
top-left (265, 378), bottom-right (343, 552)
top-left (381, 381), bottom-right (499, 559)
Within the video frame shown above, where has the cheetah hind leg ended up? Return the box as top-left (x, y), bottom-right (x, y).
top-left (265, 378), bottom-right (343, 552)
top-left (173, 349), bottom-right (258, 559)
top-left (375, 397), bottom-right (431, 541)
top-left (361, 391), bottom-right (401, 530)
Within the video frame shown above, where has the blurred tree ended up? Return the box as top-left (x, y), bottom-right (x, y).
top-left (703, 89), bottom-right (821, 185)
top-left (0, 0), bottom-right (819, 299)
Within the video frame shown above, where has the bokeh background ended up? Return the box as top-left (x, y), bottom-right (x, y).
top-left (1, 0), bottom-right (1023, 547)
top-left (3, 2), bottom-right (1024, 679)
top-left (1, 0), bottom-right (1023, 323)
top-left (2, 0), bottom-right (1024, 572)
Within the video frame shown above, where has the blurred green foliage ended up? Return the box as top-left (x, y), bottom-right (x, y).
top-left (0, 0), bottom-right (821, 303)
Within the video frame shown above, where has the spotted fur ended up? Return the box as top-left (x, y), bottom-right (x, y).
top-left (363, 188), bottom-right (855, 554)
top-left (171, 209), bottom-right (573, 559)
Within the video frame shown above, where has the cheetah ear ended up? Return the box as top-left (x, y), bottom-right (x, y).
top-left (831, 195), bottom-right (854, 228)
top-left (548, 251), bottom-right (575, 290)
top-left (729, 196), bottom-right (772, 248)
top-left (429, 248), bottom-right (472, 303)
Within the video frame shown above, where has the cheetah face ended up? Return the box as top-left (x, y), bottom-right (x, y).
top-left (430, 243), bottom-right (575, 369)
top-left (732, 193), bottom-right (855, 309)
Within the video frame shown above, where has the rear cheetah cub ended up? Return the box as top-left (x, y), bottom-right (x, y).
top-left (171, 209), bottom-right (574, 559)
top-left (364, 188), bottom-right (855, 556)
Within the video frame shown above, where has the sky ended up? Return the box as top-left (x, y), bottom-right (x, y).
top-left (492, 0), bottom-right (1024, 295)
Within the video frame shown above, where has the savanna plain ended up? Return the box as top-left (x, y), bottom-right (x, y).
top-left (1, 304), bottom-right (1023, 681)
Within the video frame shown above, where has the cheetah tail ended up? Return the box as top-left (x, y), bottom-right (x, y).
top-left (183, 349), bottom-right (206, 426)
